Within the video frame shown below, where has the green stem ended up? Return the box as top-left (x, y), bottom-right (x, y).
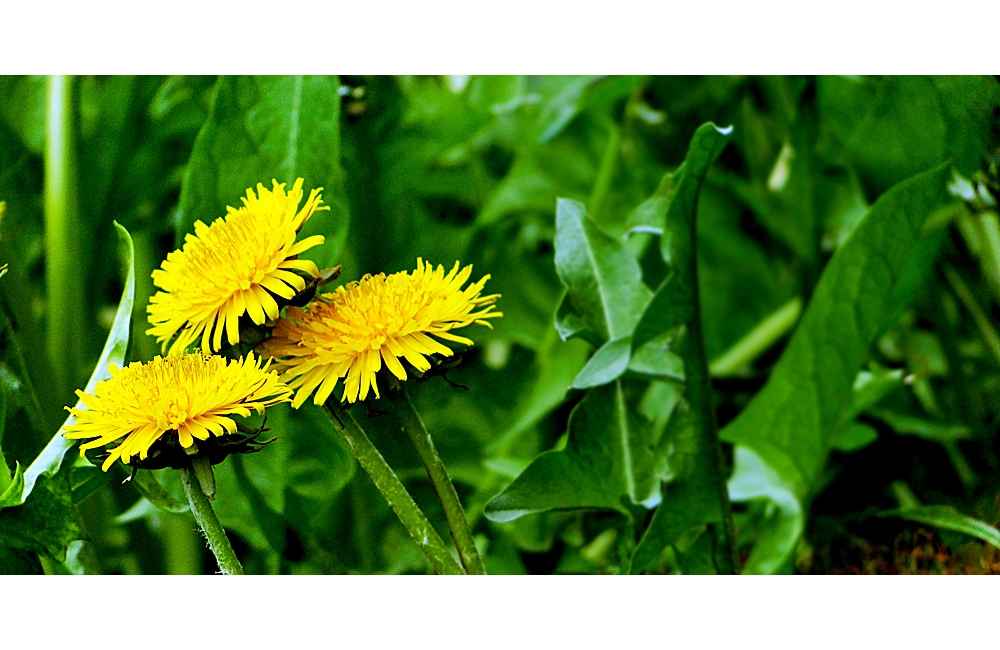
top-left (971, 212), bottom-right (1000, 300)
top-left (943, 264), bottom-right (1000, 366)
top-left (163, 515), bottom-right (202, 575)
top-left (180, 463), bottom-right (244, 575)
top-left (398, 389), bottom-right (486, 575)
top-left (889, 480), bottom-right (921, 509)
top-left (943, 440), bottom-right (976, 494)
top-left (957, 210), bottom-right (1000, 303)
top-left (323, 404), bottom-right (464, 575)
top-left (709, 297), bottom-right (803, 377)
top-left (44, 75), bottom-right (85, 405)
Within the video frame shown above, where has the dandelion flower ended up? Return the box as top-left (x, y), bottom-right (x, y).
top-left (62, 352), bottom-right (292, 471)
top-left (147, 178), bottom-right (329, 355)
top-left (262, 258), bottom-right (502, 407)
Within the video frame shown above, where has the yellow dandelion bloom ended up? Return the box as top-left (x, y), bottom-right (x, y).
top-left (62, 352), bottom-right (292, 471)
top-left (147, 178), bottom-right (329, 356)
top-left (262, 258), bottom-right (502, 407)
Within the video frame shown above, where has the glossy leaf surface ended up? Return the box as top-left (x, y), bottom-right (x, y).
top-left (177, 75), bottom-right (348, 268)
top-left (485, 381), bottom-right (657, 522)
top-left (23, 221), bottom-right (135, 501)
top-left (721, 163), bottom-right (954, 496)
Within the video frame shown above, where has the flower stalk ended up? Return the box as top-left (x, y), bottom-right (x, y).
top-left (180, 463), bottom-right (244, 575)
top-left (45, 74), bottom-right (85, 404)
top-left (190, 453), bottom-right (217, 500)
top-left (398, 389), bottom-right (486, 575)
top-left (323, 403), bottom-right (465, 575)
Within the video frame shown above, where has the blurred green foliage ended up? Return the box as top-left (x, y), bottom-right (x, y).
top-left (2, 75), bottom-right (1000, 574)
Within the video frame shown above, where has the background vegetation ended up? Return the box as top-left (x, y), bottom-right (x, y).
top-left (2, 75), bottom-right (1000, 574)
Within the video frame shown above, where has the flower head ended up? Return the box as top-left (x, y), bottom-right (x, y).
top-left (261, 258), bottom-right (502, 407)
top-left (62, 352), bottom-right (292, 471)
top-left (147, 178), bottom-right (329, 356)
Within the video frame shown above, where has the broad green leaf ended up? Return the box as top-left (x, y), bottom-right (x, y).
top-left (818, 76), bottom-right (946, 196)
top-left (211, 401), bottom-right (357, 554)
top-left (626, 389), bottom-right (728, 574)
top-left (632, 123), bottom-right (732, 351)
top-left (482, 458), bottom-right (530, 479)
top-left (78, 76), bottom-right (164, 229)
top-left (624, 124), bottom-right (735, 574)
top-left (734, 102), bottom-right (814, 261)
top-left (467, 219), bottom-right (565, 351)
top-left (484, 381), bottom-right (657, 523)
top-left (23, 221), bottom-right (134, 501)
top-left (282, 402), bottom-right (357, 505)
top-left (0, 472), bottom-right (81, 561)
top-left (476, 133), bottom-right (598, 229)
top-left (464, 75), bottom-right (523, 111)
top-left (0, 544), bottom-right (43, 574)
top-left (132, 470), bottom-right (190, 514)
top-left (115, 498), bottom-right (164, 524)
top-left (624, 171), bottom-right (675, 237)
top-left (726, 446), bottom-right (803, 574)
top-left (571, 336), bottom-right (632, 389)
top-left (928, 76), bottom-right (1000, 178)
top-left (477, 155), bottom-right (560, 228)
top-left (658, 124), bottom-right (733, 271)
top-left (228, 452), bottom-right (287, 554)
top-left (554, 198), bottom-right (651, 344)
top-left (695, 186), bottom-right (797, 360)
top-left (842, 366), bottom-right (905, 422)
top-left (532, 76), bottom-right (639, 143)
top-left (0, 460), bottom-right (24, 509)
top-left (486, 335), bottom-right (590, 457)
top-left (626, 336), bottom-right (685, 384)
top-left (720, 163), bottom-right (954, 499)
top-left (638, 380), bottom-right (684, 432)
top-left (531, 76), bottom-right (604, 143)
top-left (879, 505), bottom-right (1000, 550)
top-left (829, 422), bottom-right (878, 453)
top-left (817, 76), bottom-right (1000, 194)
top-left (0, 75), bottom-right (47, 154)
top-left (631, 276), bottom-right (690, 352)
top-left (177, 75), bottom-right (348, 268)
top-left (553, 292), bottom-right (596, 345)
top-left (673, 527), bottom-right (719, 575)
top-left (474, 95), bottom-right (656, 234)
top-left (68, 464), bottom-right (111, 505)
top-left (827, 367), bottom-right (902, 453)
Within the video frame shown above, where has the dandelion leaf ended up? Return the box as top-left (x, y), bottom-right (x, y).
top-left (23, 222), bottom-right (134, 501)
top-left (720, 163), bottom-right (955, 571)
top-left (177, 76), bottom-right (349, 268)
top-left (484, 381), bottom-right (657, 522)
top-left (0, 472), bottom-right (81, 562)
